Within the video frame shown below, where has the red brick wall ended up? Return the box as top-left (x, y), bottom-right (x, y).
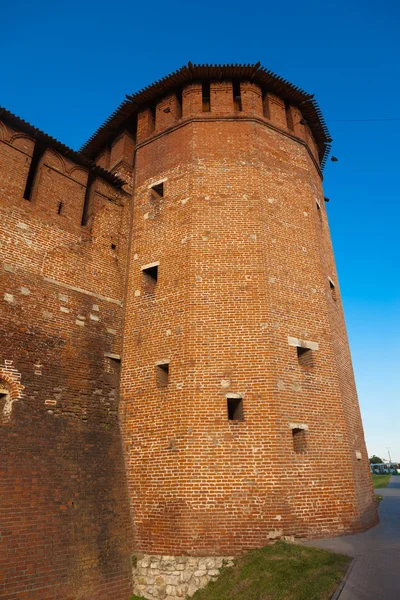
top-left (1, 73), bottom-right (377, 597)
top-left (313, 184), bottom-right (377, 529)
top-left (120, 82), bottom-right (377, 556)
top-left (0, 120), bottom-right (134, 599)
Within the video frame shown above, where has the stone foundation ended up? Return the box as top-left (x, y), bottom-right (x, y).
top-left (132, 554), bottom-right (235, 599)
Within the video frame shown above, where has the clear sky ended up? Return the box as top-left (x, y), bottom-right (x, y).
top-left (2, 0), bottom-right (399, 460)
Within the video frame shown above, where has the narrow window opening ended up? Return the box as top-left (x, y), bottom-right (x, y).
top-left (233, 81), bottom-right (242, 112)
top-left (202, 81), bottom-right (211, 112)
top-left (127, 118), bottom-right (138, 167)
top-left (156, 363), bottom-right (169, 387)
top-left (128, 117), bottom-right (137, 144)
top-left (227, 397), bottom-right (244, 421)
top-left (143, 265), bottom-right (158, 281)
top-left (57, 202), bottom-right (63, 215)
top-left (262, 91), bottom-right (270, 118)
top-left (81, 172), bottom-right (94, 226)
top-left (151, 182), bottom-right (164, 197)
top-left (142, 263), bottom-right (159, 293)
top-left (176, 89), bottom-right (183, 119)
top-left (285, 103), bottom-right (294, 131)
top-left (329, 278), bottom-right (337, 302)
top-left (292, 428), bottom-right (307, 453)
top-left (23, 142), bottom-right (45, 200)
top-left (0, 381), bottom-right (10, 412)
top-left (111, 243), bottom-right (116, 250)
top-left (316, 199), bottom-right (323, 222)
top-left (297, 346), bottom-right (314, 369)
top-left (149, 104), bottom-right (156, 133)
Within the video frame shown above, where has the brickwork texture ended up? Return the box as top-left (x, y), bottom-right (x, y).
top-left (0, 64), bottom-right (377, 599)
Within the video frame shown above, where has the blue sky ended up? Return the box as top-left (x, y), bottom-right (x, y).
top-left (2, 0), bottom-right (399, 460)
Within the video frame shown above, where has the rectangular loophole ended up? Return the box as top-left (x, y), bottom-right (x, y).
top-left (316, 199), bottom-right (323, 222)
top-left (329, 278), bottom-right (337, 302)
top-left (156, 363), bottom-right (169, 387)
top-left (142, 264), bottom-right (158, 293)
top-left (81, 172), bottom-right (94, 226)
top-left (151, 182), bottom-right (164, 197)
top-left (227, 397), bottom-right (244, 421)
top-left (297, 346), bottom-right (313, 368)
top-left (233, 81), bottom-right (242, 112)
top-left (292, 428), bottom-right (307, 453)
top-left (149, 105), bottom-right (156, 133)
top-left (23, 141), bottom-right (45, 201)
top-left (202, 81), bottom-right (211, 112)
top-left (285, 103), bottom-right (294, 131)
top-left (176, 89), bottom-right (183, 119)
top-left (262, 91), bottom-right (270, 118)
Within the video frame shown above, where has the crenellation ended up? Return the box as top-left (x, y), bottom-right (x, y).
top-left (210, 80), bottom-right (234, 115)
top-left (182, 82), bottom-right (203, 117)
top-left (137, 106), bottom-right (156, 142)
top-left (110, 130), bottom-right (136, 171)
top-left (156, 92), bottom-right (183, 131)
top-left (266, 92), bottom-right (287, 129)
top-left (240, 81), bottom-right (263, 115)
top-left (95, 145), bottom-right (111, 169)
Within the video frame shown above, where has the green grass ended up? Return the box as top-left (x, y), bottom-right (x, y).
top-left (372, 474), bottom-right (391, 489)
top-left (190, 542), bottom-right (350, 600)
top-left (130, 542), bottom-right (351, 600)
top-left (129, 542), bottom-right (351, 600)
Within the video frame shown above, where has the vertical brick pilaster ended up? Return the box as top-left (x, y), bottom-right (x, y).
top-left (241, 81), bottom-right (263, 116)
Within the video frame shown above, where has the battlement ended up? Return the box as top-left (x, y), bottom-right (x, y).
top-left (83, 63), bottom-right (332, 174)
top-left (134, 81), bottom-right (319, 163)
top-left (0, 111), bottom-right (127, 238)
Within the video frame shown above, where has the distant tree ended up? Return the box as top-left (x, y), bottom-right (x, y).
top-left (369, 455), bottom-right (383, 464)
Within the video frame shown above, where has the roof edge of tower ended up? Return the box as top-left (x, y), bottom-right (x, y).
top-left (0, 106), bottom-right (126, 188)
top-left (79, 62), bottom-right (332, 167)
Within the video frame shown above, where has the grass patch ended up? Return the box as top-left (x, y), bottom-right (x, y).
top-left (372, 474), bottom-right (391, 489)
top-left (190, 541), bottom-right (350, 600)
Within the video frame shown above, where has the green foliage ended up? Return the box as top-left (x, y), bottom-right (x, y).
top-left (191, 541), bottom-right (350, 600)
top-left (369, 455), bottom-right (383, 464)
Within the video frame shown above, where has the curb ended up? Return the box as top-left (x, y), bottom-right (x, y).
top-left (331, 556), bottom-right (358, 600)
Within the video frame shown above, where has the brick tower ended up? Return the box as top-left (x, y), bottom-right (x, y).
top-left (83, 64), bottom-right (378, 588)
top-left (1, 63), bottom-right (377, 600)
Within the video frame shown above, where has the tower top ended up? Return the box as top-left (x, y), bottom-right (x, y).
top-left (80, 62), bottom-right (332, 165)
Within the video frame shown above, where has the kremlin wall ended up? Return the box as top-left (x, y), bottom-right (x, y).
top-left (0, 63), bottom-right (377, 600)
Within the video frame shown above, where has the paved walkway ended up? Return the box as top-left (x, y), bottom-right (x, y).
top-left (304, 477), bottom-right (400, 599)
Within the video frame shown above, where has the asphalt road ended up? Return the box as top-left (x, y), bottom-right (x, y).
top-left (304, 477), bottom-right (400, 599)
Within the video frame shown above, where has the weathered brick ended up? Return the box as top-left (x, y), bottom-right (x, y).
top-left (0, 65), bottom-right (377, 600)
